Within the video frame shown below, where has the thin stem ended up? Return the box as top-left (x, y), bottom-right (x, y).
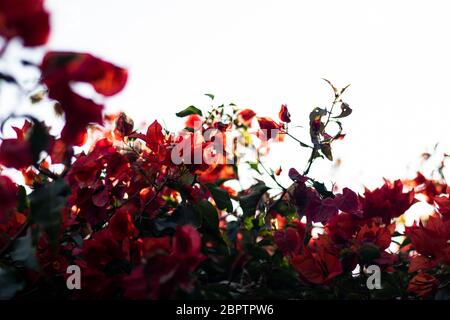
top-left (280, 130), bottom-right (314, 149)
top-left (258, 161), bottom-right (286, 191)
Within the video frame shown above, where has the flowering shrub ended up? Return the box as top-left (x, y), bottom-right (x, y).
top-left (0, 1), bottom-right (449, 300)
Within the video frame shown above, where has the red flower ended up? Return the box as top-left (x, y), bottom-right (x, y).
top-left (81, 230), bottom-right (127, 269)
top-left (123, 226), bottom-right (205, 299)
top-left (278, 104), bottom-right (291, 123)
top-left (305, 195), bottom-right (339, 223)
top-left (291, 246), bottom-right (342, 285)
top-left (0, 175), bottom-right (18, 222)
top-left (257, 117), bottom-right (281, 140)
top-left (185, 114), bottom-right (203, 130)
top-left (360, 180), bottom-right (416, 223)
top-left (0, 121), bottom-right (34, 169)
top-left (274, 227), bottom-right (302, 256)
top-left (334, 188), bottom-right (362, 217)
top-left (130, 120), bottom-right (166, 154)
top-left (409, 172), bottom-right (447, 204)
top-left (434, 195), bottom-right (450, 221)
top-left (0, 0), bottom-right (50, 47)
top-left (41, 52), bottom-right (128, 97)
top-left (407, 272), bottom-right (439, 299)
top-left (108, 208), bottom-right (138, 241)
top-left (305, 188), bottom-right (361, 223)
top-left (355, 223), bottom-right (392, 251)
top-left (0, 138), bottom-right (33, 169)
top-left (173, 225), bottom-right (203, 259)
top-left (406, 214), bottom-right (450, 265)
top-left (326, 212), bottom-right (359, 245)
top-left (237, 109), bottom-right (256, 127)
top-left (41, 52), bottom-right (128, 145)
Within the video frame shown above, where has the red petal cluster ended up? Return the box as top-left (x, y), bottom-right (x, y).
top-left (360, 180), bottom-right (416, 223)
top-left (0, 0), bottom-right (50, 47)
top-left (41, 52), bottom-right (128, 145)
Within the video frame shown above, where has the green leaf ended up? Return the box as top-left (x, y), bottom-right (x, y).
top-left (239, 182), bottom-right (269, 217)
top-left (16, 185), bottom-right (28, 212)
top-left (204, 93), bottom-right (215, 100)
top-left (205, 183), bottom-right (233, 213)
top-left (320, 142), bottom-right (333, 161)
top-left (175, 105), bottom-right (203, 117)
top-left (28, 120), bottom-right (51, 163)
top-left (313, 181), bottom-right (334, 199)
top-left (358, 243), bottom-right (380, 264)
top-left (246, 161), bottom-right (262, 174)
top-left (164, 205), bottom-right (201, 229)
top-left (332, 102), bottom-right (352, 119)
top-left (194, 200), bottom-right (219, 233)
top-left (274, 200), bottom-right (296, 217)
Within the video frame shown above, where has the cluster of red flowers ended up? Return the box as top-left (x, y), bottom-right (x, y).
top-left (0, 0), bottom-right (449, 300)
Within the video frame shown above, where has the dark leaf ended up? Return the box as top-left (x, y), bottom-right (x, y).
top-left (29, 179), bottom-right (70, 246)
top-left (313, 181), bottom-right (334, 199)
top-left (205, 183), bottom-right (233, 213)
top-left (16, 185), bottom-right (29, 212)
top-left (176, 105), bottom-right (203, 117)
top-left (239, 182), bottom-right (270, 217)
top-left (320, 143), bottom-right (333, 161)
top-left (194, 200), bottom-right (219, 234)
top-left (204, 93), bottom-right (215, 100)
top-left (28, 120), bottom-right (51, 163)
top-left (0, 72), bottom-right (18, 85)
top-left (333, 102), bottom-right (352, 119)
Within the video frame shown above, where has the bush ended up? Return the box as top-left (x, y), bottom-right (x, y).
top-left (0, 0), bottom-right (449, 300)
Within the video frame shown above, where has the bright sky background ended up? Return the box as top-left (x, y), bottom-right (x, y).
top-left (11, 0), bottom-right (450, 191)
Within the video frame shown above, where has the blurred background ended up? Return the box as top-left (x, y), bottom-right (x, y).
top-left (5, 0), bottom-right (450, 192)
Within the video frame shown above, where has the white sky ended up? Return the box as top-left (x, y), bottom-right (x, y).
top-left (15, 0), bottom-right (450, 191)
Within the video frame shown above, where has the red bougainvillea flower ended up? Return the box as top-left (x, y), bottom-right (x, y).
top-left (173, 224), bottom-right (203, 259)
top-left (305, 195), bottom-right (339, 223)
top-left (0, 175), bottom-right (18, 222)
top-left (185, 114), bottom-right (204, 130)
top-left (123, 225), bottom-right (205, 299)
top-left (326, 212), bottom-right (359, 245)
top-left (434, 195), bottom-right (450, 221)
top-left (237, 109), bottom-right (256, 127)
top-left (355, 223), bottom-right (392, 251)
top-left (41, 52), bottom-right (128, 97)
top-left (406, 214), bottom-right (450, 269)
top-left (291, 246), bottom-right (342, 285)
top-left (360, 180), bottom-right (416, 224)
top-left (0, 0), bottom-right (50, 47)
top-left (334, 188), bottom-right (363, 217)
top-left (303, 187), bottom-right (361, 223)
top-left (407, 272), bottom-right (439, 299)
top-left (0, 138), bottom-right (33, 169)
top-left (108, 208), bottom-right (139, 241)
top-left (275, 227), bottom-right (303, 256)
top-left (278, 104), bottom-right (291, 123)
top-left (0, 121), bottom-right (34, 169)
top-left (257, 117), bottom-right (282, 140)
top-left (130, 120), bottom-right (166, 155)
top-left (40, 51), bottom-right (128, 145)
top-left (407, 172), bottom-right (447, 204)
